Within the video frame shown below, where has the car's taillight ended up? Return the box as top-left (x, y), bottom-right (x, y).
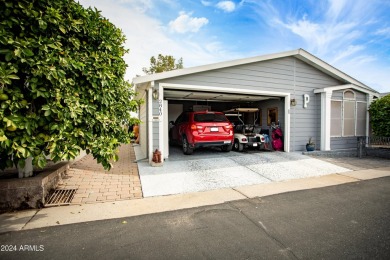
top-left (241, 138), bottom-right (247, 142)
top-left (223, 124), bottom-right (233, 132)
top-left (191, 124), bottom-right (204, 133)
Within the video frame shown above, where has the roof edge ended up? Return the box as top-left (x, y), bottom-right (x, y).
top-left (132, 48), bottom-right (378, 94)
top-left (132, 49), bottom-right (300, 84)
top-left (296, 49), bottom-right (378, 93)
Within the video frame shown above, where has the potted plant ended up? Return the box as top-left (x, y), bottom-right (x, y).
top-left (306, 137), bottom-right (315, 151)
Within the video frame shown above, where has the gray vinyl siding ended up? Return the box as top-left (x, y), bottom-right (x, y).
top-left (153, 122), bottom-right (159, 150)
top-left (293, 59), bottom-right (334, 151)
top-left (160, 58), bottom-right (338, 92)
top-left (152, 93), bottom-right (160, 115)
top-left (156, 57), bottom-right (343, 152)
top-left (331, 137), bottom-right (357, 150)
top-left (151, 92), bottom-right (160, 151)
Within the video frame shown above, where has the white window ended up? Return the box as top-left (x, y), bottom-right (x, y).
top-left (331, 101), bottom-right (342, 136)
top-left (330, 90), bottom-right (367, 137)
top-left (356, 102), bottom-right (367, 136)
top-left (344, 90), bottom-right (355, 99)
top-left (343, 101), bottom-right (355, 136)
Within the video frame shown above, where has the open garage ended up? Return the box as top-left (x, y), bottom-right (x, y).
top-left (164, 89), bottom-right (286, 157)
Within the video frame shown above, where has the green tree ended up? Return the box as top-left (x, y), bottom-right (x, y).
top-left (369, 94), bottom-right (390, 137)
top-left (0, 0), bottom-right (139, 172)
top-left (142, 54), bottom-right (183, 74)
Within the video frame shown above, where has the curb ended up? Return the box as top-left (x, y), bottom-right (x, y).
top-left (1, 167), bottom-right (389, 233)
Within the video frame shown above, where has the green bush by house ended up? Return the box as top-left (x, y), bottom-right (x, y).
top-left (0, 0), bottom-right (138, 171)
top-left (369, 94), bottom-right (390, 137)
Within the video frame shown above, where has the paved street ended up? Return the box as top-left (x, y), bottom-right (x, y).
top-left (1, 177), bottom-right (389, 259)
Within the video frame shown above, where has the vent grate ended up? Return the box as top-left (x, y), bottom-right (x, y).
top-left (45, 189), bottom-right (77, 207)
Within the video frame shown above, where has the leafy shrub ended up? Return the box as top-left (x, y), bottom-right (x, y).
top-left (0, 0), bottom-right (139, 170)
top-left (369, 94), bottom-right (390, 137)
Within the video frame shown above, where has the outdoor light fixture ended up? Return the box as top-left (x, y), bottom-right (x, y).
top-left (290, 99), bottom-right (296, 106)
top-left (152, 89), bottom-right (159, 100)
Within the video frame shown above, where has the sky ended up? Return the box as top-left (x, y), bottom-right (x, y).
top-left (78, 0), bottom-right (390, 93)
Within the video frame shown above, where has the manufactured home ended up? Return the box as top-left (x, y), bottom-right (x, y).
top-left (133, 49), bottom-right (379, 163)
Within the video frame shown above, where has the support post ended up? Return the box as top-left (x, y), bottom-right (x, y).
top-left (320, 91), bottom-right (332, 151)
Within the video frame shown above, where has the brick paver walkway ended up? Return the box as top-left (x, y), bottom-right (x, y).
top-left (58, 144), bottom-right (143, 204)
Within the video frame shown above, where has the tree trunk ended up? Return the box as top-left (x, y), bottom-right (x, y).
top-left (18, 157), bottom-right (33, 178)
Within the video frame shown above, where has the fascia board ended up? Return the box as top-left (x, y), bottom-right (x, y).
top-left (314, 84), bottom-right (379, 96)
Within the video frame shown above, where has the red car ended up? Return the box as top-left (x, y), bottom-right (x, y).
top-left (169, 111), bottom-right (234, 155)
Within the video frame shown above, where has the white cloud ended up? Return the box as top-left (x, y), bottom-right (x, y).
top-left (117, 0), bottom-right (176, 12)
top-left (375, 27), bottom-right (390, 37)
top-left (117, 0), bottom-right (154, 13)
top-left (282, 15), bottom-right (361, 57)
top-left (201, 0), bottom-right (212, 7)
top-left (244, 0), bottom-right (390, 92)
top-left (169, 12), bottom-right (209, 33)
top-left (76, 0), bottom-right (390, 93)
top-left (77, 0), bottom-right (233, 81)
top-left (216, 1), bottom-right (236, 13)
top-left (326, 0), bottom-right (348, 20)
top-left (338, 59), bottom-right (390, 93)
top-left (331, 45), bottom-right (365, 64)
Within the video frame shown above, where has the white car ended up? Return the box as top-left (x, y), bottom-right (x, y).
top-left (225, 108), bottom-right (265, 152)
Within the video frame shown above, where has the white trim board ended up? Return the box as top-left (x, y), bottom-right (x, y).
top-left (314, 84), bottom-right (379, 96)
top-left (160, 83), bottom-right (290, 97)
top-left (147, 83), bottom-right (154, 163)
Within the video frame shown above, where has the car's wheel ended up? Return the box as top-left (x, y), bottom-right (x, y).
top-left (233, 140), bottom-right (244, 152)
top-left (221, 144), bottom-right (232, 152)
top-left (182, 136), bottom-right (193, 155)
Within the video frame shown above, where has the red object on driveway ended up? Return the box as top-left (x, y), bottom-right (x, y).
top-left (271, 127), bottom-right (283, 151)
top-left (169, 110), bottom-right (234, 155)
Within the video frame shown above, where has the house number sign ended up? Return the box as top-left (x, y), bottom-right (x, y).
top-left (158, 100), bottom-right (163, 116)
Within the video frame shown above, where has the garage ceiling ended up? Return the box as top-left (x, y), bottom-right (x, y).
top-left (164, 89), bottom-right (278, 102)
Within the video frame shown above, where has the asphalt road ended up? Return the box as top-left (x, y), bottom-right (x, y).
top-left (1, 177), bottom-right (389, 260)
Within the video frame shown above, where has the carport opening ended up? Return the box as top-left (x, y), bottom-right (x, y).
top-left (164, 89), bottom-right (286, 157)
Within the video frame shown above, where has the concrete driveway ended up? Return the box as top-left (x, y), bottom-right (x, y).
top-left (136, 146), bottom-right (351, 197)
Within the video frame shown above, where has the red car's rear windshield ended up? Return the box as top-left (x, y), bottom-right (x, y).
top-left (194, 113), bottom-right (228, 122)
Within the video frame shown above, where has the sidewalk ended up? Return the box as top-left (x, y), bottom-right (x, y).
top-left (1, 166), bottom-right (389, 233)
top-left (57, 144), bottom-right (142, 204)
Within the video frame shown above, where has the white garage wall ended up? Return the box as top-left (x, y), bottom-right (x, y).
top-left (168, 104), bottom-right (183, 123)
